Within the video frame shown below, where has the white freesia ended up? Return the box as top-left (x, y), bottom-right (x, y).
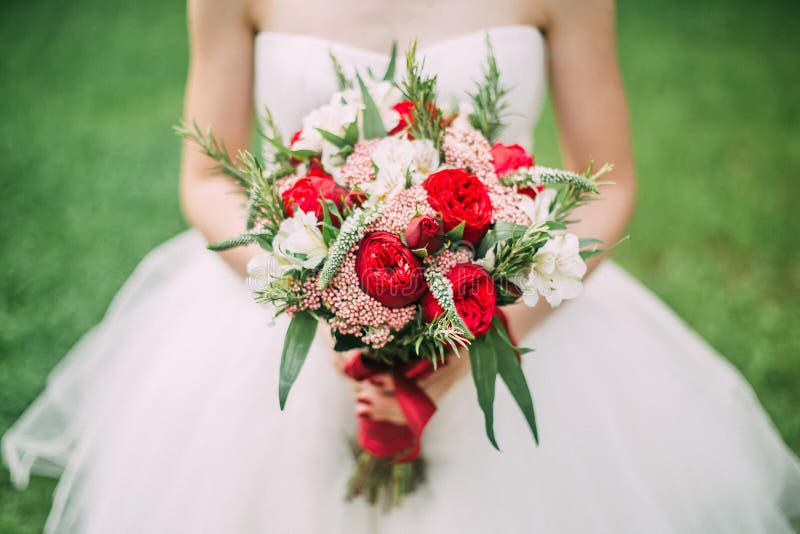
top-left (271, 210), bottom-right (328, 270)
top-left (519, 188), bottom-right (557, 226)
top-left (362, 137), bottom-right (440, 203)
top-left (511, 233), bottom-right (587, 308)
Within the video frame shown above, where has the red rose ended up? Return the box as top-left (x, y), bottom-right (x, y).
top-left (356, 232), bottom-right (427, 308)
top-left (421, 263), bottom-right (497, 338)
top-left (281, 169), bottom-right (348, 222)
top-left (491, 143), bottom-right (534, 177)
top-left (388, 101), bottom-right (415, 135)
top-left (519, 184), bottom-right (545, 199)
top-left (404, 215), bottom-right (445, 254)
top-left (289, 129), bottom-right (303, 146)
top-left (423, 169), bottom-right (493, 245)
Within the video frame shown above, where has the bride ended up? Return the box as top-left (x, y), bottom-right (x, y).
top-left (4, 0), bottom-right (800, 532)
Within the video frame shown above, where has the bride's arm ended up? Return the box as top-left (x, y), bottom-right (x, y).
top-left (360, 0), bottom-right (636, 422)
top-left (502, 0), bottom-right (636, 339)
top-left (180, 0), bottom-right (261, 276)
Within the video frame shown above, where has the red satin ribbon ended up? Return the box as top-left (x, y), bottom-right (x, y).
top-left (343, 308), bottom-right (516, 463)
top-left (344, 354), bottom-right (438, 463)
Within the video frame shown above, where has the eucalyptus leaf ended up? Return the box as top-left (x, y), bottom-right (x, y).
top-left (278, 311), bottom-right (317, 409)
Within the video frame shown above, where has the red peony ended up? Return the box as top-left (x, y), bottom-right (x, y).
top-left (421, 263), bottom-right (497, 338)
top-left (404, 215), bottom-right (445, 254)
top-left (355, 232), bottom-right (427, 308)
top-left (491, 143), bottom-right (534, 177)
top-left (423, 169), bottom-right (493, 245)
top-left (281, 169), bottom-right (348, 222)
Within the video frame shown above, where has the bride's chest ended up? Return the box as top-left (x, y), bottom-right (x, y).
top-left (252, 0), bottom-right (539, 51)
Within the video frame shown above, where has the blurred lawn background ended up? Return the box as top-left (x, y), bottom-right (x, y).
top-left (1, 0), bottom-right (798, 530)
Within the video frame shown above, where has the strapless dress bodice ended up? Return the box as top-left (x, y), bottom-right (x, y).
top-left (254, 25), bottom-right (546, 147)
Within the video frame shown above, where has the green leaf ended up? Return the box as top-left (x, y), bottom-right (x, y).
top-left (580, 249), bottom-right (604, 260)
top-left (319, 200), bottom-right (338, 246)
top-left (411, 247), bottom-right (429, 258)
top-left (493, 221), bottom-right (529, 241)
top-left (476, 229), bottom-right (497, 258)
top-left (344, 119), bottom-right (359, 145)
top-left (314, 127), bottom-right (349, 148)
top-left (445, 221), bottom-right (466, 241)
top-left (468, 333), bottom-right (499, 449)
top-left (492, 317), bottom-right (539, 444)
top-left (278, 311), bottom-right (317, 409)
top-left (579, 237), bottom-right (603, 248)
top-left (356, 73), bottom-right (387, 139)
top-left (288, 149), bottom-right (319, 161)
top-left (544, 220), bottom-right (567, 231)
top-left (383, 40), bottom-right (398, 81)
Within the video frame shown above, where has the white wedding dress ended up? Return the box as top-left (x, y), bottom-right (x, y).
top-left (4, 26), bottom-right (800, 534)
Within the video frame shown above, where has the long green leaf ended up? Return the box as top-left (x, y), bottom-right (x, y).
top-left (278, 311), bottom-right (317, 409)
top-left (492, 318), bottom-right (539, 444)
top-left (468, 333), bottom-right (499, 449)
top-left (314, 127), bottom-right (349, 149)
top-left (383, 40), bottom-right (398, 81)
top-left (356, 73), bottom-right (387, 139)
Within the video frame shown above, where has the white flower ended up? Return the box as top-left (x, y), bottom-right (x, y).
top-left (293, 102), bottom-right (359, 153)
top-left (475, 247), bottom-right (497, 272)
top-left (518, 188), bottom-right (557, 226)
top-left (335, 79), bottom-right (403, 134)
top-left (271, 210), bottom-right (328, 270)
top-left (411, 139), bottom-right (440, 176)
top-left (451, 100), bottom-right (476, 130)
top-left (511, 233), bottom-right (587, 308)
top-left (362, 137), bottom-right (440, 203)
top-left (247, 252), bottom-right (288, 293)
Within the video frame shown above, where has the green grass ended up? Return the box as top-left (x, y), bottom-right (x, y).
top-left (0, 0), bottom-right (798, 531)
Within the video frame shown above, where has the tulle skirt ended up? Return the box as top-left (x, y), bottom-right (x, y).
top-left (3, 230), bottom-right (799, 533)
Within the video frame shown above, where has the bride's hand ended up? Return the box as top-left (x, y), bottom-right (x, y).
top-left (330, 349), bottom-right (471, 425)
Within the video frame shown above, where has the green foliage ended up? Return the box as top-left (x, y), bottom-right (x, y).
top-left (398, 41), bottom-right (443, 147)
top-left (469, 318), bottom-right (539, 449)
top-left (278, 311), bottom-right (317, 409)
top-left (467, 36), bottom-right (510, 143)
top-left (356, 73), bottom-right (387, 139)
top-left (328, 50), bottom-right (352, 90)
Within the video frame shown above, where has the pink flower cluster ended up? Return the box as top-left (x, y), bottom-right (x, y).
top-left (442, 125), bottom-right (496, 182)
top-left (322, 250), bottom-right (417, 348)
top-left (338, 140), bottom-right (379, 188)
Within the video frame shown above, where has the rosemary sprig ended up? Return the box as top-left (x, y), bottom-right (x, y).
top-left (467, 36), bottom-right (509, 143)
top-left (398, 41), bottom-right (443, 148)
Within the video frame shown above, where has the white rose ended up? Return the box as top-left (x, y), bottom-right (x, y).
top-left (518, 188), bottom-right (557, 226)
top-left (271, 210), bottom-right (328, 270)
top-left (511, 233), bottom-right (587, 307)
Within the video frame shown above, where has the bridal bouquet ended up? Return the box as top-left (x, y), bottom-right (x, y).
top-left (178, 40), bottom-right (611, 507)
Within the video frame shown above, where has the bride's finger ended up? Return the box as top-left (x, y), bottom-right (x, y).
top-left (367, 373), bottom-right (395, 395)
